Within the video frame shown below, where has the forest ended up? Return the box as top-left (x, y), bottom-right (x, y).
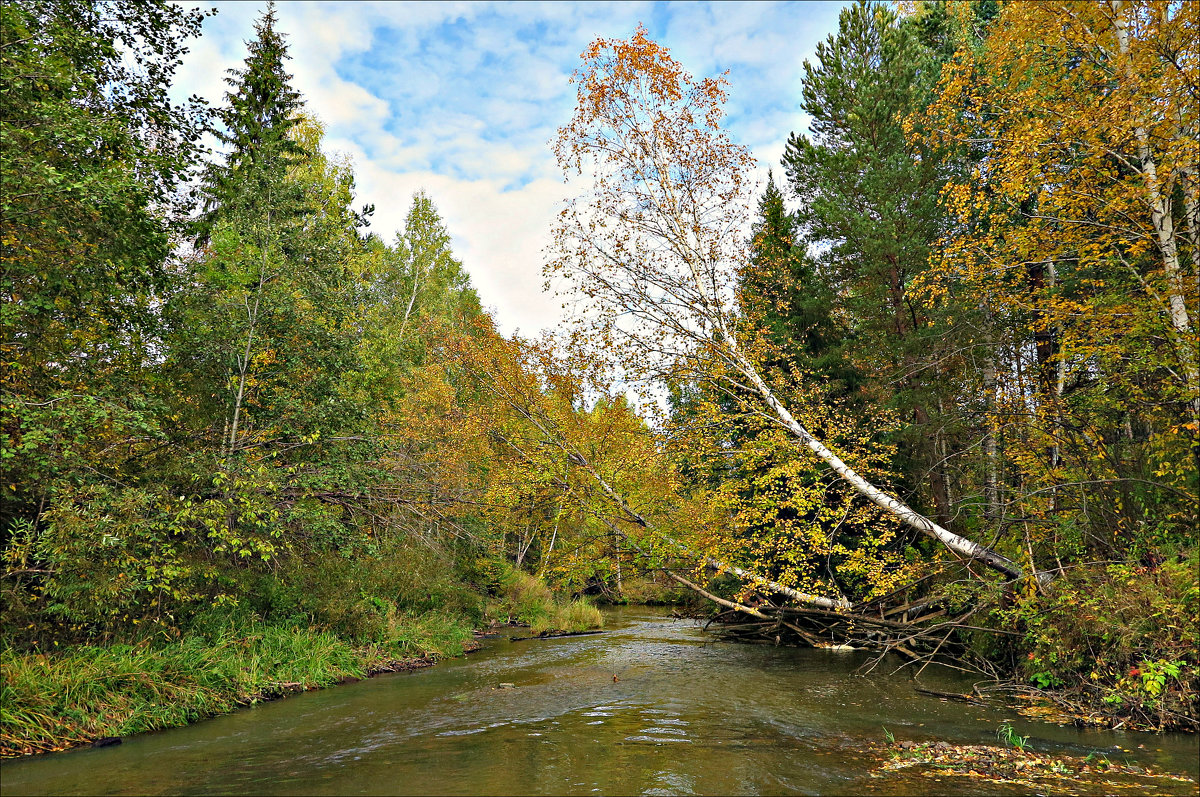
top-left (2, 0), bottom-right (1196, 758)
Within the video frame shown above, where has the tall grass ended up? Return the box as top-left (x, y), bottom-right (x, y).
top-left (493, 568), bottom-right (604, 634)
top-left (0, 624), bottom-right (367, 757)
top-left (2, 556), bottom-right (603, 758)
top-left (530, 599), bottom-right (604, 635)
top-left (0, 609), bottom-right (482, 759)
top-left (374, 611), bottom-right (476, 659)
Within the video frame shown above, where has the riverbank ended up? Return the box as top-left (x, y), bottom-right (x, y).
top-left (1, 566), bottom-right (605, 759)
top-left (0, 616), bottom-right (479, 758)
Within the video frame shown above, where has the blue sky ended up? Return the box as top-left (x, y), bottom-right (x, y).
top-left (174, 1), bottom-right (850, 335)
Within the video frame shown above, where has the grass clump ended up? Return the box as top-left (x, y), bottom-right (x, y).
top-left (530, 599), bottom-right (604, 635)
top-left (377, 611), bottom-right (475, 659)
top-left (1, 624), bottom-right (364, 758)
top-left (496, 568), bottom-right (556, 626)
top-left (491, 567), bottom-right (603, 634)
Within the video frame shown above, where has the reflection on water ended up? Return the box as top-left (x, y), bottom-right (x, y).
top-left (2, 608), bottom-right (1197, 796)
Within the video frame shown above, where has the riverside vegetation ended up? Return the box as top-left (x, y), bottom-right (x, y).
top-left (2, 0), bottom-right (1197, 761)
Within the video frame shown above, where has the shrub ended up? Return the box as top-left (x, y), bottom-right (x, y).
top-left (1010, 549), bottom-right (1199, 728)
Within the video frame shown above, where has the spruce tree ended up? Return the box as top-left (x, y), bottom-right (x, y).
top-left (740, 173), bottom-right (857, 397)
top-left (174, 6), bottom-right (356, 461)
top-left (195, 1), bottom-right (305, 243)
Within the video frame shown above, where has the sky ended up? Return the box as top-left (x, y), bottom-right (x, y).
top-left (172, 1), bottom-right (850, 337)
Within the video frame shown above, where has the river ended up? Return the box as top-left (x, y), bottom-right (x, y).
top-left (2, 607), bottom-right (1196, 795)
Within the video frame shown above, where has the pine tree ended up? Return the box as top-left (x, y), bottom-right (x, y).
top-left (782, 0), bottom-right (956, 528)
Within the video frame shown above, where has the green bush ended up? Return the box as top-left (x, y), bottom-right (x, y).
top-left (617, 573), bottom-right (694, 606)
top-left (1008, 549), bottom-right (1199, 728)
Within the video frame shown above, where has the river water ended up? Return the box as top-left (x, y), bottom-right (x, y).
top-left (2, 607), bottom-right (1196, 795)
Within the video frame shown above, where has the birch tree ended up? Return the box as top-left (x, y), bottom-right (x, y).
top-left (917, 0), bottom-right (1199, 553)
top-left (548, 25), bottom-right (1031, 582)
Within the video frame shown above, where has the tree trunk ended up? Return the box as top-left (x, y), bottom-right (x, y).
top-left (724, 338), bottom-right (1034, 582)
top-left (1110, 1), bottom-right (1200, 431)
top-left (981, 341), bottom-right (1001, 520)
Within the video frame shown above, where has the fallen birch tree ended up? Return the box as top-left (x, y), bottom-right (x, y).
top-left (548, 26), bottom-right (1038, 585)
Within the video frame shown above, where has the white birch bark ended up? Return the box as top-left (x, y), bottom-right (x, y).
top-left (1109, 1), bottom-right (1200, 425)
top-left (718, 336), bottom-right (1029, 582)
top-left (226, 242), bottom-right (269, 459)
top-left (982, 345), bottom-right (1000, 520)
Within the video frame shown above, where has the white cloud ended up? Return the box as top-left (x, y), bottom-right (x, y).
top-left (171, 0), bottom-right (849, 337)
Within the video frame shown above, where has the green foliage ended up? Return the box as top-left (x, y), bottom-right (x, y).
top-left (1135, 659), bottom-right (1184, 699)
top-left (996, 722), bottom-right (1029, 751)
top-left (241, 538), bottom-right (486, 643)
top-left (26, 486), bottom-right (208, 629)
top-left (999, 551), bottom-right (1199, 727)
top-left (1, 0), bottom-right (208, 528)
top-left (0, 0), bottom-right (207, 377)
top-left (490, 566), bottom-right (603, 634)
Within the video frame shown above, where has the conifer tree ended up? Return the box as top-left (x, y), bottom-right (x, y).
top-left (740, 173), bottom-right (856, 396)
top-left (782, 0), bottom-right (955, 527)
top-left (195, 1), bottom-right (305, 243)
top-left (173, 6), bottom-right (347, 461)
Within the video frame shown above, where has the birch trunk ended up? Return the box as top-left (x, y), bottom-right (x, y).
top-left (226, 268), bottom-right (265, 459)
top-left (1110, 1), bottom-right (1200, 428)
top-left (721, 336), bottom-right (1031, 582)
top-left (981, 344), bottom-right (1001, 520)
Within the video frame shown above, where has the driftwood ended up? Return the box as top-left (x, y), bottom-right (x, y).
top-left (509, 630), bottom-right (606, 642)
top-left (914, 686), bottom-right (984, 704)
top-left (690, 573), bottom-right (1016, 676)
